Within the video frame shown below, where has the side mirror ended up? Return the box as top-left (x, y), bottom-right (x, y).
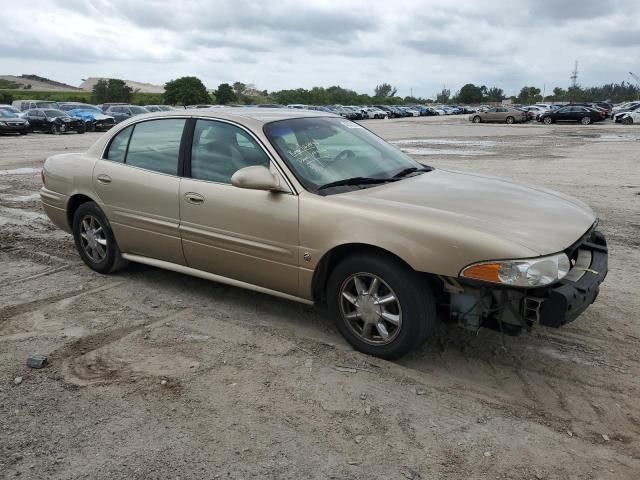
top-left (231, 165), bottom-right (288, 193)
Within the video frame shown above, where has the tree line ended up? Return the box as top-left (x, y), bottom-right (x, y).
top-left (4, 76), bottom-right (637, 107)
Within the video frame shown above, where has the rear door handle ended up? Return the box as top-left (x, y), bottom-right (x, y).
top-left (184, 192), bottom-right (205, 204)
top-left (96, 174), bottom-right (112, 185)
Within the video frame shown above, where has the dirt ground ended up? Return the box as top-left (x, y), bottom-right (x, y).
top-left (1, 115), bottom-right (639, 479)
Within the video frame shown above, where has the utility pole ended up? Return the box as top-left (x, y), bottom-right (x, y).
top-left (570, 61), bottom-right (579, 88)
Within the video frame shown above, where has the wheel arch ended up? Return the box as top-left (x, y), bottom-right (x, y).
top-left (311, 243), bottom-right (440, 305)
top-left (66, 192), bottom-right (99, 230)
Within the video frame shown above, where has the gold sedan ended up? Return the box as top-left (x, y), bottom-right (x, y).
top-left (41, 109), bottom-right (607, 358)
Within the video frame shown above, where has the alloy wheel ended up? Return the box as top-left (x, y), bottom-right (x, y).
top-left (339, 273), bottom-right (402, 346)
top-left (581, 116), bottom-right (591, 125)
top-left (79, 215), bottom-right (107, 263)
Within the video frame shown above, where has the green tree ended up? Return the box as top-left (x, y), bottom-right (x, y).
top-left (214, 83), bottom-right (237, 104)
top-left (515, 86), bottom-right (542, 104)
top-left (164, 76), bottom-right (211, 106)
top-left (456, 83), bottom-right (484, 104)
top-left (91, 78), bottom-right (133, 104)
top-left (374, 83), bottom-right (397, 98)
top-left (436, 87), bottom-right (451, 104)
top-left (485, 87), bottom-right (505, 103)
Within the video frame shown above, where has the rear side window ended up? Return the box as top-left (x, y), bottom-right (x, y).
top-left (125, 119), bottom-right (185, 175)
top-left (105, 126), bottom-right (133, 163)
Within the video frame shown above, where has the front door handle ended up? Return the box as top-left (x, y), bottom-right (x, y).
top-left (184, 192), bottom-right (205, 204)
top-left (96, 174), bottom-right (112, 184)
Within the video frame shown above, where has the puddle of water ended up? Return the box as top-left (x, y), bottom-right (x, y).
top-left (0, 206), bottom-right (49, 226)
top-left (400, 147), bottom-right (489, 156)
top-left (391, 138), bottom-right (497, 147)
top-left (0, 167), bottom-right (41, 176)
top-left (0, 193), bottom-right (40, 202)
top-left (594, 134), bottom-right (640, 142)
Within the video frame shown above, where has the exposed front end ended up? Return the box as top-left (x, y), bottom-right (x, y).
top-left (445, 225), bottom-right (608, 334)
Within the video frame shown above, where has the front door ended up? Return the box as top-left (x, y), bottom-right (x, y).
top-left (179, 118), bottom-right (300, 296)
top-left (93, 118), bottom-right (186, 265)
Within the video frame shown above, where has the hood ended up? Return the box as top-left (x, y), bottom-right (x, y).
top-left (341, 169), bottom-right (595, 255)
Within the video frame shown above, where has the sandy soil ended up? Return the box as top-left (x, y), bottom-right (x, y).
top-left (1, 116), bottom-right (639, 479)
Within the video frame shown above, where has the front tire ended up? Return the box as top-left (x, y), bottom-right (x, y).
top-left (622, 116), bottom-right (633, 125)
top-left (50, 124), bottom-right (60, 135)
top-left (505, 116), bottom-right (515, 124)
top-left (72, 202), bottom-right (128, 274)
top-left (543, 116), bottom-right (553, 125)
top-left (327, 254), bottom-right (436, 359)
top-left (580, 116), bottom-right (592, 125)
top-left (472, 116), bottom-right (481, 123)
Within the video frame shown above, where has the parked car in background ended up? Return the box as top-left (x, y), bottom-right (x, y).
top-left (538, 106), bottom-right (605, 125)
top-left (470, 107), bottom-right (528, 124)
top-left (100, 102), bottom-right (129, 113)
top-left (612, 102), bottom-right (640, 122)
top-left (22, 108), bottom-right (86, 134)
top-left (373, 106), bottom-right (400, 118)
top-left (611, 101), bottom-right (640, 118)
top-left (58, 102), bottom-right (116, 131)
top-left (143, 105), bottom-right (176, 112)
top-left (0, 104), bottom-right (22, 115)
top-left (40, 109), bottom-right (608, 359)
top-left (12, 100), bottom-right (60, 112)
top-left (105, 105), bottom-right (150, 123)
top-left (620, 110), bottom-right (640, 124)
top-left (0, 108), bottom-right (29, 135)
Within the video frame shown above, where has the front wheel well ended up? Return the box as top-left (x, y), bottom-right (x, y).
top-left (311, 243), bottom-right (441, 305)
top-left (66, 194), bottom-right (95, 229)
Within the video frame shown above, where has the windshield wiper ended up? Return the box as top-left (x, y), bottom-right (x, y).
top-left (392, 166), bottom-right (431, 178)
top-left (317, 176), bottom-right (398, 191)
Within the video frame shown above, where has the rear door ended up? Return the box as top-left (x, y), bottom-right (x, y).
top-left (179, 118), bottom-right (300, 296)
top-left (555, 107), bottom-right (573, 122)
top-left (93, 118), bottom-right (187, 265)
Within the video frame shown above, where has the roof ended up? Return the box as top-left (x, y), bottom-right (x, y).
top-left (133, 107), bottom-right (339, 124)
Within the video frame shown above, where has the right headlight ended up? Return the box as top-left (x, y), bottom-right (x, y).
top-left (460, 253), bottom-right (571, 288)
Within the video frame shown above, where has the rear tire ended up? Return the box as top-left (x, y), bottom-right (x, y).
top-left (580, 116), bottom-right (592, 125)
top-left (72, 201), bottom-right (128, 274)
top-left (327, 254), bottom-right (436, 359)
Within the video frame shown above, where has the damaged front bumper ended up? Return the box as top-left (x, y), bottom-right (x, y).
top-left (446, 228), bottom-right (608, 334)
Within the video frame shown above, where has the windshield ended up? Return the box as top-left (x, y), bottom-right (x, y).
top-left (0, 108), bottom-right (19, 118)
top-left (130, 106), bottom-right (149, 114)
top-left (43, 109), bottom-right (69, 118)
top-left (36, 102), bottom-right (59, 109)
top-left (264, 117), bottom-right (425, 194)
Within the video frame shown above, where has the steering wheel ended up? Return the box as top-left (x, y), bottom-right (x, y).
top-left (322, 149), bottom-right (356, 168)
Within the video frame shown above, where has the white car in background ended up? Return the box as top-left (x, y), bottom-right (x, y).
top-left (620, 110), bottom-right (640, 124)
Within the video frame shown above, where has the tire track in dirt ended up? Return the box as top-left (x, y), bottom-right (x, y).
top-left (0, 282), bottom-right (123, 323)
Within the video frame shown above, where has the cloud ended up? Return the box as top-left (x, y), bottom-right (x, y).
top-left (0, 0), bottom-right (639, 98)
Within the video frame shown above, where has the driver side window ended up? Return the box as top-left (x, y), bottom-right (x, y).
top-left (190, 120), bottom-right (271, 184)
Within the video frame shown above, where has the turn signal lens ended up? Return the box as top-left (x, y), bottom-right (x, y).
top-left (461, 263), bottom-right (501, 283)
top-left (460, 253), bottom-right (571, 288)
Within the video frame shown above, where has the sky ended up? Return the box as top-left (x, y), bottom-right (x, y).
top-left (1, 0), bottom-right (639, 98)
